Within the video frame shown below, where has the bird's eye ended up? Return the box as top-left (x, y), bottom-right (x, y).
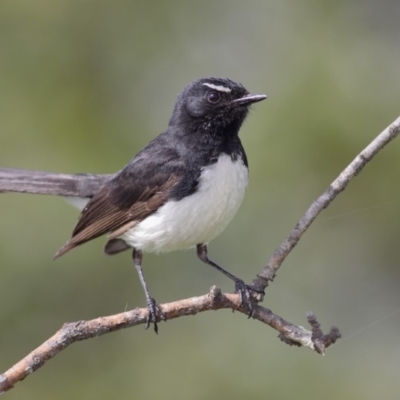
top-left (207, 91), bottom-right (221, 104)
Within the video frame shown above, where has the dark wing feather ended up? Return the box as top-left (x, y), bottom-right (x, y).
top-left (104, 238), bottom-right (131, 255)
top-left (54, 142), bottom-right (185, 259)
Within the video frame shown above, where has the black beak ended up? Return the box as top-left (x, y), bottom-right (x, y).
top-left (232, 93), bottom-right (267, 106)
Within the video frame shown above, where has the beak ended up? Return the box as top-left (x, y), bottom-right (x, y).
top-left (232, 93), bottom-right (267, 106)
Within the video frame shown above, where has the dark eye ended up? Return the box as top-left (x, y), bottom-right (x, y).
top-left (207, 91), bottom-right (221, 104)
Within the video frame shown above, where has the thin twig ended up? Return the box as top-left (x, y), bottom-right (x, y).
top-left (1, 115), bottom-right (399, 395)
top-left (0, 287), bottom-right (337, 395)
top-left (252, 116), bottom-right (400, 291)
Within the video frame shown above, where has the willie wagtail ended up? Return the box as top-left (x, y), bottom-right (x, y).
top-left (54, 77), bottom-right (267, 333)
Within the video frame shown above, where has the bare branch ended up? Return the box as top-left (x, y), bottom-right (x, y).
top-left (1, 115), bottom-right (399, 395)
top-left (252, 116), bottom-right (400, 291)
top-left (0, 286), bottom-right (337, 395)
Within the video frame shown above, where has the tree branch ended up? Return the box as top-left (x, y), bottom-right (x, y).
top-left (252, 116), bottom-right (400, 291)
top-left (1, 115), bottom-right (399, 395)
top-left (0, 286), bottom-right (339, 395)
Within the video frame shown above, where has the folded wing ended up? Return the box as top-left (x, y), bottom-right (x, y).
top-left (54, 145), bottom-right (184, 259)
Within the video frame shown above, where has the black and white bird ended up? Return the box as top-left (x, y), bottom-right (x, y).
top-left (54, 77), bottom-right (267, 332)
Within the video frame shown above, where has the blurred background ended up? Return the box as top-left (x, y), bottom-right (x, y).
top-left (1, 0), bottom-right (400, 399)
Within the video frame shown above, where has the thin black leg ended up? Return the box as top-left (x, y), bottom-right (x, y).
top-left (196, 244), bottom-right (263, 316)
top-left (132, 249), bottom-right (165, 333)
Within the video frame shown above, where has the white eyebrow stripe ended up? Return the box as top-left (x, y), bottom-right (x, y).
top-left (202, 83), bottom-right (232, 93)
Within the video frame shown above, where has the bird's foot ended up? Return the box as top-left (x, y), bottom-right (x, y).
top-left (234, 279), bottom-right (264, 318)
top-left (145, 297), bottom-right (166, 334)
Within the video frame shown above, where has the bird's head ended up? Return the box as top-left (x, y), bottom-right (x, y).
top-left (169, 77), bottom-right (267, 136)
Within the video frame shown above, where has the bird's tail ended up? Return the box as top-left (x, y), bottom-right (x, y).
top-left (0, 168), bottom-right (109, 197)
top-left (53, 241), bottom-right (76, 260)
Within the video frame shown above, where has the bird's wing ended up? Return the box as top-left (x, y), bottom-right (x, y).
top-left (54, 145), bottom-right (185, 258)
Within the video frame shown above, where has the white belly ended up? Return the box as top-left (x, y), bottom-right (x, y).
top-left (121, 154), bottom-right (248, 253)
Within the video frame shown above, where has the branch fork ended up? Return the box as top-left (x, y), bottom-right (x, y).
top-left (0, 115), bottom-right (399, 394)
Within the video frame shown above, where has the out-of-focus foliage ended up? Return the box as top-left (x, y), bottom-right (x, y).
top-left (1, 1), bottom-right (400, 399)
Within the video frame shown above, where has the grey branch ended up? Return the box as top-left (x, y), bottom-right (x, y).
top-left (252, 115), bottom-right (400, 290)
top-left (0, 115), bottom-right (399, 394)
top-left (0, 287), bottom-right (339, 395)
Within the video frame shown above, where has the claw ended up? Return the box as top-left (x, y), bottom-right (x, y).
top-left (234, 280), bottom-right (260, 318)
top-left (145, 297), bottom-right (166, 334)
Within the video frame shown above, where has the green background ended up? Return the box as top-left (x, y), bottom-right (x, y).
top-left (1, 1), bottom-right (400, 399)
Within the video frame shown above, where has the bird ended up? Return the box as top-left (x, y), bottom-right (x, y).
top-left (54, 77), bottom-right (267, 333)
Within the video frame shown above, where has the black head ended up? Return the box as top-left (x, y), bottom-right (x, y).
top-left (169, 77), bottom-right (267, 136)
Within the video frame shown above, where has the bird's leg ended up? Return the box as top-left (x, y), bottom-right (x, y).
top-left (132, 249), bottom-right (166, 333)
top-left (196, 244), bottom-right (264, 317)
